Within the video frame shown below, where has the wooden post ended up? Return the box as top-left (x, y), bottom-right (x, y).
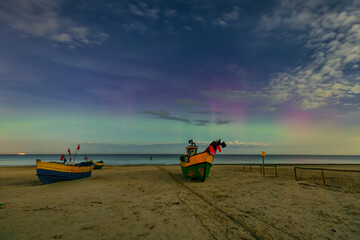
top-left (321, 169), bottom-right (326, 185)
top-left (262, 156), bottom-right (265, 176)
top-left (275, 166), bottom-right (277, 177)
top-left (294, 167), bottom-right (297, 181)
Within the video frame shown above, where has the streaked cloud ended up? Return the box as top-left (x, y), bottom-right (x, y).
top-left (140, 110), bottom-right (232, 126)
top-left (140, 110), bottom-right (191, 123)
top-left (215, 119), bottom-right (233, 125)
top-left (189, 110), bottom-right (223, 115)
top-left (0, 0), bottom-right (108, 47)
top-left (128, 3), bottom-right (160, 19)
top-left (194, 120), bottom-right (211, 126)
top-left (228, 140), bottom-right (268, 148)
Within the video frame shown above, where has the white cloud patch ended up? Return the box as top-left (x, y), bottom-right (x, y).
top-left (164, 9), bottom-right (178, 18)
top-left (128, 2), bottom-right (159, 19)
top-left (0, 0), bottom-right (108, 47)
top-left (208, 0), bottom-right (360, 110)
top-left (212, 7), bottom-right (240, 26)
top-left (227, 141), bottom-right (268, 148)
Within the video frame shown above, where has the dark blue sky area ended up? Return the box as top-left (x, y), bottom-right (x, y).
top-left (0, 0), bottom-right (359, 154)
top-left (0, 0), bottom-right (308, 112)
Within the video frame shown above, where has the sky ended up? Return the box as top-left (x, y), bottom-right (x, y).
top-left (0, 0), bottom-right (360, 154)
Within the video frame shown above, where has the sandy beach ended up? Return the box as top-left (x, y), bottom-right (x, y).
top-left (1, 164), bottom-right (360, 240)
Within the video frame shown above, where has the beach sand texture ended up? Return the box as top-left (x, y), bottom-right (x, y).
top-left (1, 165), bottom-right (360, 240)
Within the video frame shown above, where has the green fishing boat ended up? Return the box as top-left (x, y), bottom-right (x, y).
top-left (179, 139), bottom-right (226, 182)
top-left (91, 160), bottom-right (104, 169)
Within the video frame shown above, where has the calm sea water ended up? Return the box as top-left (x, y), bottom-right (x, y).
top-left (0, 154), bottom-right (360, 166)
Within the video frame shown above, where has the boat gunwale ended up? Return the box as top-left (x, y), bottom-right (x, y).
top-left (36, 159), bottom-right (94, 173)
top-left (180, 151), bottom-right (212, 162)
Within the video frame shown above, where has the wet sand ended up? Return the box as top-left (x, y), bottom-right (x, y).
top-left (1, 164), bottom-right (360, 240)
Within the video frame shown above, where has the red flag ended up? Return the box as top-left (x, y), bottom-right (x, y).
top-left (69, 157), bottom-right (72, 163)
top-left (84, 155), bottom-right (88, 160)
top-left (68, 148), bottom-right (71, 155)
top-left (216, 145), bottom-right (222, 152)
top-left (209, 145), bottom-right (216, 155)
top-left (60, 154), bottom-right (65, 161)
top-left (77, 144), bottom-right (80, 150)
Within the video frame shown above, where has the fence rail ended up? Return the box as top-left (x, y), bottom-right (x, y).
top-left (294, 167), bottom-right (360, 185)
top-left (241, 164), bottom-right (278, 177)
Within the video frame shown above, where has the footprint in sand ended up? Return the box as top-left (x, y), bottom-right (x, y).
top-left (81, 226), bottom-right (94, 230)
top-left (146, 224), bottom-right (155, 230)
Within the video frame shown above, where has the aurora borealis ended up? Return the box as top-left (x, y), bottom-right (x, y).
top-left (0, 0), bottom-right (359, 154)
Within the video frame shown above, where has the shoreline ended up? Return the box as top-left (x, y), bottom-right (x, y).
top-left (1, 163), bottom-right (360, 167)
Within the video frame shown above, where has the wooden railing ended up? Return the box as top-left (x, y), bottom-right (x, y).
top-left (294, 167), bottom-right (360, 185)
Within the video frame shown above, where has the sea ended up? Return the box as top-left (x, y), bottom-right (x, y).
top-left (1, 154), bottom-right (360, 166)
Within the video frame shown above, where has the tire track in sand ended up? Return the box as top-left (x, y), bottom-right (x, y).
top-left (158, 166), bottom-right (301, 240)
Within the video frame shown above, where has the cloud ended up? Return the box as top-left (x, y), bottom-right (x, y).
top-left (215, 119), bottom-right (232, 125)
top-left (193, 118), bottom-right (232, 126)
top-left (122, 21), bottom-right (149, 32)
top-left (194, 120), bottom-right (211, 126)
top-left (140, 110), bottom-right (232, 126)
top-left (140, 110), bottom-right (191, 123)
top-left (261, 0), bottom-right (360, 110)
top-left (128, 2), bottom-right (159, 19)
top-left (228, 140), bottom-right (268, 148)
top-left (164, 9), bottom-right (178, 18)
top-left (119, 2), bottom-right (243, 33)
top-left (189, 110), bottom-right (223, 115)
top-left (129, 4), bottom-right (144, 16)
top-left (0, 0), bottom-right (108, 47)
top-left (212, 6), bottom-right (240, 27)
top-left (224, 7), bottom-right (240, 21)
top-left (207, 0), bottom-right (360, 110)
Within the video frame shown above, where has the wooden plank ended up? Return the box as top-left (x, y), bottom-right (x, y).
top-left (321, 169), bottom-right (326, 185)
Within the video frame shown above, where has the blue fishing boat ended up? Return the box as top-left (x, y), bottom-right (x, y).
top-left (36, 159), bottom-right (95, 184)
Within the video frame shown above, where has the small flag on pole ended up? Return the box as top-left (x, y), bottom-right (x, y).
top-left (84, 155), bottom-right (88, 161)
top-left (216, 145), bottom-right (222, 152)
top-left (77, 144), bottom-right (80, 150)
top-left (209, 145), bottom-right (216, 155)
top-left (68, 148), bottom-right (71, 155)
top-left (261, 151), bottom-right (266, 157)
top-left (60, 154), bottom-right (65, 161)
